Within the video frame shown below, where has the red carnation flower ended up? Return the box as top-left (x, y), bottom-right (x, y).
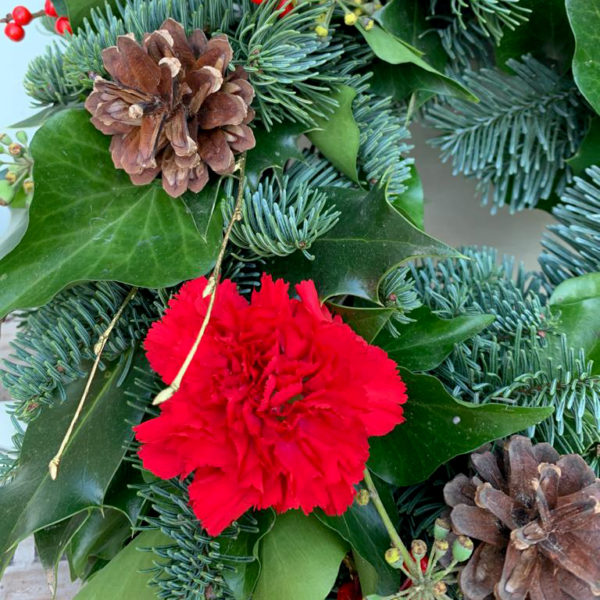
top-left (134, 274), bottom-right (407, 535)
top-left (251, 0), bottom-right (294, 17)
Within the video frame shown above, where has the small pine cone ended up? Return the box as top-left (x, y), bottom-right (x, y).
top-left (85, 18), bottom-right (255, 197)
top-left (444, 435), bottom-right (600, 600)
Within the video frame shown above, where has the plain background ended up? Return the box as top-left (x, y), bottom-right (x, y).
top-left (0, 27), bottom-right (555, 447)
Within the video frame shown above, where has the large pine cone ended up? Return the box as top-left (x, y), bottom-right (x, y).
top-left (85, 18), bottom-right (255, 197)
top-left (444, 436), bottom-right (600, 600)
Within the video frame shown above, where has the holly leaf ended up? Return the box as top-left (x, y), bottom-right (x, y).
top-left (61, 0), bottom-right (117, 29)
top-left (246, 122), bottom-right (306, 188)
top-left (315, 477), bottom-right (401, 595)
top-left (330, 305), bottom-right (397, 343)
top-left (307, 85), bottom-right (360, 183)
top-left (253, 511), bottom-right (348, 600)
top-left (0, 109), bottom-right (221, 318)
top-left (73, 529), bottom-right (171, 599)
top-left (496, 0), bottom-right (574, 74)
top-left (0, 350), bottom-right (148, 574)
top-left (388, 165), bottom-right (424, 229)
top-left (218, 510), bottom-right (276, 600)
top-left (566, 0), bottom-right (600, 115)
top-left (269, 186), bottom-right (459, 302)
top-left (549, 273), bottom-right (600, 370)
top-left (567, 117), bottom-right (600, 175)
top-left (373, 307), bottom-right (495, 371)
top-left (368, 370), bottom-right (554, 487)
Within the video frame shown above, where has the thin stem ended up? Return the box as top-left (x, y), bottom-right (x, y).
top-left (49, 287), bottom-right (138, 480)
top-left (362, 468), bottom-right (415, 573)
top-left (153, 154), bottom-right (247, 406)
top-left (1, 9), bottom-right (46, 24)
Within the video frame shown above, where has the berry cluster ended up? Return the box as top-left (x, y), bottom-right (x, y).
top-left (3, 1), bottom-right (71, 42)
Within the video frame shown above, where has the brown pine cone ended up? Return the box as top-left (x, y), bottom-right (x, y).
top-left (85, 18), bottom-right (255, 198)
top-left (444, 436), bottom-right (600, 600)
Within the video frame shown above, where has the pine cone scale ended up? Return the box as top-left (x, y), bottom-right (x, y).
top-left (85, 18), bottom-right (255, 197)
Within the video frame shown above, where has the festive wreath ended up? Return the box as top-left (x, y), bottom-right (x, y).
top-left (0, 0), bottom-right (599, 599)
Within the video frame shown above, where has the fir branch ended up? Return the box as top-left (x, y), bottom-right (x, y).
top-left (380, 267), bottom-right (422, 335)
top-left (540, 166), bottom-right (600, 287)
top-left (222, 174), bottom-right (340, 260)
top-left (425, 56), bottom-right (587, 212)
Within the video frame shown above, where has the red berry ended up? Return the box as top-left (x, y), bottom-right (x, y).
top-left (400, 556), bottom-right (429, 590)
top-left (4, 22), bottom-right (25, 41)
top-left (337, 580), bottom-right (362, 600)
top-left (44, 0), bottom-right (57, 17)
top-left (12, 6), bottom-right (32, 25)
top-left (277, 0), bottom-right (293, 16)
top-left (54, 16), bottom-right (72, 35)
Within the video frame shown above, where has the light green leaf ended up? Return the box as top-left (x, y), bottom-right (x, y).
top-left (0, 207), bottom-right (28, 261)
top-left (253, 511), bottom-right (348, 600)
top-left (566, 0), bottom-right (600, 115)
top-left (268, 186), bottom-right (458, 302)
top-left (373, 306), bottom-right (495, 371)
top-left (74, 529), bottom-right (170, 599)
top-left (0, 109), bottom-right (221, 318)
top-left (307, 85), bottom-right (360, 183)
top-left (0, 350), bottom-right (147, 574)
top-left (368, 370), bottom-right (554, 487)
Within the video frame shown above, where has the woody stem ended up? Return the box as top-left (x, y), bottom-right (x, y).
top-left (1, 9), bottom-right (46, 23)
top-left (153, 153), bottom-right (247, 406)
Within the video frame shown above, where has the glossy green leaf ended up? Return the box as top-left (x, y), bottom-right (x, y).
top-left (307, 85), bottom-right (360, 183)
top-left (567, 117), bottom-right (600, 175)
top-left (253, 511), bottom-right (348, 600)
top-left (74, 529), bottom-right (171, 599)
top-left (0, 350), bottom-right (148, 574)
top-left (0, 207), bottom-right (28, 261)
top-left (63, 0), bottom-right (117, 29)
top-left (0, 109), bottom-right (221, 318)
top-left (330, 304), bottom-right (396, 343)
top-left (549, 273), bottom-right (600, 369)
top-left (269, 186), bottom-right (458, 302)
top-left (246, 122), bottom-right (306, 188)
top-left (369, 370), bottom-right (554, 487)
top-left (315, 477), bottom-right (401, 595)
top-left (361, 25), bottom-right (476, 102)
top-left (182, 180), bottom-right (224, 237)
top-left (219, 510), bottom-right (276, 600)
top-left (566, 0), bottom-right (600, 115)
top-left (389, 165), bottom-right (424, 230)
top-left (373, 307), bottom-right (495, 371)
top-left (496, 0), bottom-right (574, 73)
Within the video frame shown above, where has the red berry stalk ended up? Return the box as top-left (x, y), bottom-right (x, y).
top-left (2, 2), bottom-right (71, 41)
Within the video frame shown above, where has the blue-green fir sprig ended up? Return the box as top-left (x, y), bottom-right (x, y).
top-left (426, 56), bottom-right (587, 212)
top-left (223, 174), bottom-right (340, 260)
top-left (380, 267), bottom-right (423, 335)
top-left (540, 166), bottom-right (600, 287)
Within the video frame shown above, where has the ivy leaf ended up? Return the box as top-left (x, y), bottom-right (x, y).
top-left (315, 477), bottom-right (401, 595)
top-left (269, 186), bottom-right (459, 302)
top-left (218, 510), bottom-right (276, 600)
top-left (368, 370), bottom-right (554, 487)
top-left (549, 273), bottom-right (600, 369)
top-left (181, 180), bottom-right (224, 237)
top-left (0, 350), bottom-right (147, 574)
top-left (246, 122), bottom-right (306, 188)
top-left (566, 0), bottom-right (600, 115)
top-left (360, 25), bottom-right (477, 102)
top-left (73, 529), bottom-right (171, 599)
top-left (253, 511), bottom-right (348, 600)
top-left (373, 307), bottom-right (495, 371)
top-left (496, 0), bottom-right (574, 74)
top-left (0, 109), bottom-right (221, 319)
top-left (307, 85), bottom-right (360, 183)
top-left (0, 207), bottom-right (28, 261)
top-left (567, 117), bottom-right (600, 175)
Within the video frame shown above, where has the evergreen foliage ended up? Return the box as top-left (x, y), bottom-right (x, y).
top-left (223, 174), bottom-right (340, 260)
top-left (540, 166), bottom-right (600, 287)
top-left (426, 56), bottom-right (587, 212)
top-left (380, 267), bottom-right (422, 333)
top-left (138, 477), bottom-right (259, 599)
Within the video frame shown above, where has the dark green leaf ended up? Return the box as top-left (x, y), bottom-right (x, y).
top-left (181, 181), bottom-right (223, 237)
top-left (269, 186), bottom-right (458, 302)
top-left (246, 122), bottom-right (306, 188)
top-left (566, 0), bottom-right (600, 115)
top-left (0, 109), bottom-right (221, 318)
top-left (253, 511), bottom-right (348, 600)
top-left (63, 0), bottom-right (117, 29)
top-left (330, 304), bottom-right (396, 343)
top-left (73, 529), bottom-right (171, 599)
top-left (496, 0), bottom-right (574, 74)
top-left (549, 273), bottom-right (600, 369)
top-left (388, 165), bottom-right (424, 229)
top-left (307, 85), bottom-right (360, 183)
top-left (368, 370), bottom-right (554, 486)
top-left (315, 477), bottom-right (401, 595)
top-left (218, 510), bottom-right (276, 600)
top-left (0, 350), bottom-right (148, 574)
top-left (373, 306), bottom-right (495, 371)
top-left (567, 117), bottom-right (600, 175)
